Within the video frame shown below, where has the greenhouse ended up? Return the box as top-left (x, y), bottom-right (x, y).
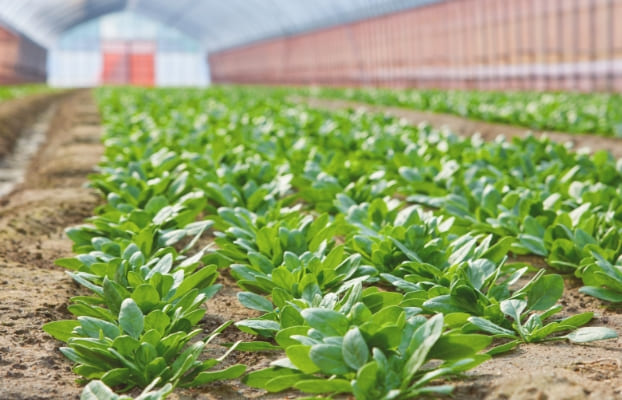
top-left (0, 1), bottom-right (621, 399)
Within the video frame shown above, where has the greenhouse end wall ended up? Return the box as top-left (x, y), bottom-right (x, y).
top-left (209, 0), bottom-right (622, 92)
top-left (0, 25), bottom-right (47, 84)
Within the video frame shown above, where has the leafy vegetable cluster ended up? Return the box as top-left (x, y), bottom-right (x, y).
top-left (48, 86), bottom-right (619, 400)
top-left (0, 84), bottom-right (54, 102)
top-left (311, 86), bottom-right (622, 136)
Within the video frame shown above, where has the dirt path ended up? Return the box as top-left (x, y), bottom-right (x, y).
top-left (299, 97), bottom-right (622, 158)
top-left (0, 90), bottom-right (103, 400)
top-left (0, 92), bottom-right (70, 160)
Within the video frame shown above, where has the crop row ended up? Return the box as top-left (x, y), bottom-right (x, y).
top-left (308, 86), bottom-right (622, 136)
top-left (0, 84), bottom-right (54, 102)
top-left (47, 86), bottom-right (619, 399)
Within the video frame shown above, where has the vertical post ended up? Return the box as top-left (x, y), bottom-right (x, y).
top-left (346, 25), bottom-right (365, 87)
top-left (491, 0), bottom-right (498, 90)
top-left (557, 0), bottom-right (565, 90)
top-left (527, 0), bottom-right (535, 90)
top-left (520, 0), bottom-right (528, 90)
top-left (573, 0), bottom-right (580, 90)
top-left (461, 0), bottom-right (469, 89)
top-left (477, 0), bottom-right (486, 90)
top-left (542, 1), bottom-right (549, 91)
top-left (607, 0), bottom-right (614, 91)
top-left (496, 0), bottom-right (505, 91)
top-left (589, 0), bottom-right (597, 91)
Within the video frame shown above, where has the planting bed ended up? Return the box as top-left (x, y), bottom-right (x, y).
top-left (300, 97), bottom-right (622, 159)
top-left (0, 87), bottom-right (621, 400)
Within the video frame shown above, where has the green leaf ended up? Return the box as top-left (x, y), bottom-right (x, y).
top-left (101, 368), bottom-right (131, 387)
top-left (295, 378), bottom-right (352, 394)
top-left (403, 314), bottom-right (444, 384)
top-left (309, 344), bottom-right (350, 375)
top-left (80, 380), bottom-right (121, 400)
top-left (119, 298), bottom-right (144, 339)
top-left (171, 266), bottom-right (218, 301)
top-left (243, 367), bottom-right (297, 389)
top-left (527, 274), bottom-right (563, 311)
top-left (565, 327), bottom-right (618, 343)
top-left (559, 312), bottom-right (593, 329)
top-left (131, 284), bottom-right (161, 313)
top-left (480, 236), bottom-right (514, 263)
top-left (276, 326), bottom-right (309, 348)
top-left (301, 308), bottom-right (349, 337)
top-left (237, 292), bottom-right (274, 312)
top-left (579, 286), bottom-right (622, 303)
top-left (228, 341), bottom-right (282, 351)
top-left (467, 317), bottom-right (516, 337)
top-left (111, 335), bottom-right (140, 357)
top-left (486, 340), bottom-right (520, 355)
top-left (235, 319), bottom-right (280, 336)
top-left (143, 310), bottom-right (170, 335)
top-left (352, 361), bottom-right (379, 398)
top-left (55, 257), bottom-right (84, 271)
top-left (78, 316), bottom-right (121, 339)
top-left (518, 234), bottom-right (547, 256)
top-left (103, 278), bottom-right (131, 314)
top-left (429, 334), bottom-right (492, 360)
top-left (264, 374), bottom-right (307, 392)
top-left (43, 320), bottom-right (80, 342)
top-left (342, 327), bottom-right (369, 370)
top-left (147, 253), bottom-right (173, 277)
top-left (286, 345), bottom-right (320, 374)
top-left (500, 299), bottom-right (526, 322)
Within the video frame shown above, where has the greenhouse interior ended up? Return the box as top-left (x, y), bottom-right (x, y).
top-left (1, 1), bottom-right (622, 399)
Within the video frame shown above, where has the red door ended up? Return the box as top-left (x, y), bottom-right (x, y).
top-left (102, 40), bottom-right (155, 86)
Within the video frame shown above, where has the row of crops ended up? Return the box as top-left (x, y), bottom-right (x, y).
top-left (44, 86), bottom-right (620, 399)
top-left (309, 87), bottom-right (622, 136)
top-left (0, 84), bottom-right (53, 102)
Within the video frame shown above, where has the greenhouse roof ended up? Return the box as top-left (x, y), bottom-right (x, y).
top-left (0, 0), bottom-right (442, 51)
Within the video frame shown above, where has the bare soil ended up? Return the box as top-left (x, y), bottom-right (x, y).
top-left (0, 92), bottom-right (620, 400)
top-left (0, 90), bottom-right (103, 400)
top-left (0, 92), bottom-right (70, 160)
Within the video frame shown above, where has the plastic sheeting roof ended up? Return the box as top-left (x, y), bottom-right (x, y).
top-left (0, 0), bottom-right (442, 51)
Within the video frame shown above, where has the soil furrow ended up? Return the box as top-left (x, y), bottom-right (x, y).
top-left (0, 90), bottom-right (103, 400)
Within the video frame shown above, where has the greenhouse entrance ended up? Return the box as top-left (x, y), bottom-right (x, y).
top-left (101, 40), bottom-right (155, 86)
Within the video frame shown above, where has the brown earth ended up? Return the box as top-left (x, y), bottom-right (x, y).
top-left (0, 91), bottom-right (70, 160)
top-left (0, 92), bottom-right (621, 400)
top-left (0, 90), bottom-right (103, 400)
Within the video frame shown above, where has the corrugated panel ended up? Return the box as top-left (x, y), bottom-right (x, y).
top-left (209, 0), bottom-right (622, 92)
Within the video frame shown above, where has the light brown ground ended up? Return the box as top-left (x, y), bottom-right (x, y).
top-left (0, 92), bottom-right (621, 400)
top-left (0, 92), bottom-right (70, 160)
top-left (0, 90), bottom-right (103, 400)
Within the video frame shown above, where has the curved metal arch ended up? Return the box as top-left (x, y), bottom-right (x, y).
top-left (0, 0), bottom-right (444, 51)
top-left (0, 0), bottom-right (126, 46)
